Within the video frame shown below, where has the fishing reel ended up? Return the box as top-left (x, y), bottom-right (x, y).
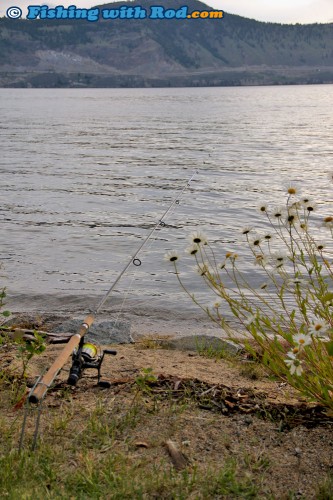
top-left (68, 339), bottom-right (117, 388)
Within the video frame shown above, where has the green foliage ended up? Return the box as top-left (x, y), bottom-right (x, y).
top-left (0, 288), bottom-right (10, 320)
top-left (135, 367), bottom-right (158, 393)
top-left (16, 332), bottom-right (46, 382)
top-left (316, 474), bottom-right (333, 499)
top-left (169, 179), bottom-right (333, 410)
top-left (0, 446), bottom-right (260, 498)
top-left (0, 387), bottom-right (261, 498)
top-left (0, 376), bottom-right (331, 498)
top-left (195, 338), bottom-right (235, 360)
top-left (0, 286), bottom-right (46, 395)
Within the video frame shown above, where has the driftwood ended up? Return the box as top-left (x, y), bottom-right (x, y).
top-left (0, 327), bottom-right (72, 344)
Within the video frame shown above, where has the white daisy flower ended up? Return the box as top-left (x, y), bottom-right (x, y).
top-left (286, 211), bottom-right (298, 226)
top-left (186, 244), bottom-right (199, 256)
top-left (305, 204), bottom-right (317, 214)
top-left (285, 182), bottom-right (301, 196)
top-left (293, 333), bottom-right (312, 348)
top-left (288, 277), bottom-right (307, 288)
top-left (308, 320), bottom-right (329, 337)
top-left (257, 203), bottom-right (268, 214)
top-left (271, 206), bottom-right (285, 219)
top-left (285, 352), bottom-right (303, 376)
top-left (249, 235), bottom-right (262, 247)
top-left (189, 231), bottom-right (207, 246)
top-left (315, 241), bottom-right (325, 251)
top-left (241, 226), bottom-right (252, 235)
top-left (263, 233), bottom-right (273, 242)
top-left (164, 251), bottom-right (179, 263)
top-left (273, 252), bottom-right (287, 265)
top-left (300, 196), bottom-right (311, 205)
top-left (302, 199), bottom-right (317, 213)
top-left (194, 263), bottom-right (210, 276)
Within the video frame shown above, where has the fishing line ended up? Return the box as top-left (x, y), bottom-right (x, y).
top-left (27, 169), bottom-right (198, 406)
top-left (101, 172), bottom-right (197, 343)
top-left (104, 236), bottom-right (157, 343)
top-left (92, 170), bottom-right (198, 316)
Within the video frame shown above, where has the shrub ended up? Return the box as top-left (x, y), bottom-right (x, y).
top-left (166, 180), bottom-right (333, 410)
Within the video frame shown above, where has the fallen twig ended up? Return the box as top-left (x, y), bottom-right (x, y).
top-left (165, 440), bottom-right (187, 471)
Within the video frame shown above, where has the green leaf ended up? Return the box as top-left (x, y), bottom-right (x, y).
top-left (325, 341), bottom-right (333, 357)
top-left (323, 293), bottom-right (333, 303)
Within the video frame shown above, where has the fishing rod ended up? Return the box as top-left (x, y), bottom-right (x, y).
top-left (28, 170), bottom-right (197, 404)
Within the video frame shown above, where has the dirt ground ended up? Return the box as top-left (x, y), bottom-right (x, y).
top-left (2, 337), bottom-right (333, 499)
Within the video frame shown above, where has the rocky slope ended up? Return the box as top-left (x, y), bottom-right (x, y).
top-left (0, 0), bottom-right (332, 87)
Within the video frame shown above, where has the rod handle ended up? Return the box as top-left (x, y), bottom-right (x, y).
top-left (28, 333), bottom-right (81, 404)
top-left (28, 314), bottom-right (95, 404)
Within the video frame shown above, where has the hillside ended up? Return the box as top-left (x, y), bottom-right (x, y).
top-left (0, 0), bottom-right (333, 87)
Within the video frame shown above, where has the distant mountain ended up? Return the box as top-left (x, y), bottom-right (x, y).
top-left (0, 0), bottom-right (332, 87)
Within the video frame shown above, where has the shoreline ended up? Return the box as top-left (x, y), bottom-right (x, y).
top-left (3, 309), bottom-right (241, 348)
top-left (4, 289), bottom-right (235, 340)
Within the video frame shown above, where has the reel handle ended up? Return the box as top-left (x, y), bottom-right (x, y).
top-left (103, 349), bottom-right (117, 356)
top-left (97, 349), bottom-right (117, 388)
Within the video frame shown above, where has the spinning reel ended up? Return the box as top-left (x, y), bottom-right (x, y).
top-left (68, 338), bottom-right (117, 388)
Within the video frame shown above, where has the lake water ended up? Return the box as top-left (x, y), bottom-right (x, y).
top-left (1, 85), bottom-right (333, 337)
